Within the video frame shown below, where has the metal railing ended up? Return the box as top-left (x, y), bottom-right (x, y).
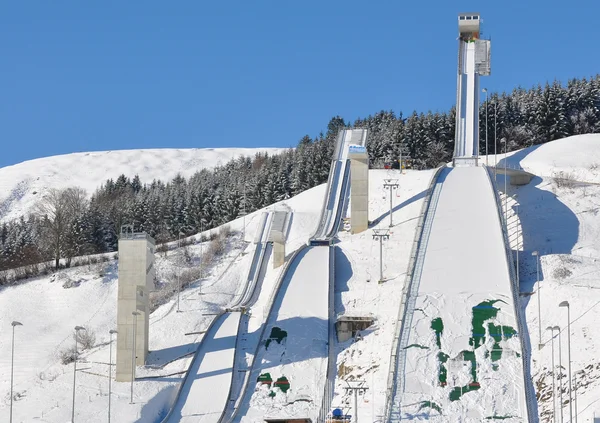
top-left (383, 166), bottom-right (446, 422)
top-left (316, 246), bottom-right (337, 423)
top-left (484, 166), bottom-right (538, 423)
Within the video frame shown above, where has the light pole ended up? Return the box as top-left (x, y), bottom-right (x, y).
top-left (513, 197), bottom-right (520, 291)
top-left (574, 370), bottom-right (578, 423)
top-left (504, 135), bottom-right (508, 220)
top-left (10, 321), bottom-right (23, 423)
top-left (547, 326), bottom-right (557, 423)
top-left (176, 224), bottom-right (193, 311)
top-left (372, 229), bottom-right (390, 283)
top-left (131, 311), bottom-right (140, 404)
top-left (383, 179), bottom-right (399, 227)
top-left (240, 183), bottom-right (247, 241)
top-left (554, 325), bottom-right (564, 423)
top-left (494, 99), bottom-right (498, 179)
top-left (108, 329), bottom-right (117, 423)
top-left (72, 326), bottom-right (86, 423)
top-left (533, 251), bottom-right (542, 349)
top-left (559, 301), bottom-right (573, 423)
top-left (483, 88), bottom-right (488, 167)
top-left (200, 218), bottom-right (205, 280)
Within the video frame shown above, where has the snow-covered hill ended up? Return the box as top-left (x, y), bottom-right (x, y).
top-left (2, 134), bottom-right (600, 422)
top-left (0, 147), bottom-right (288, 223)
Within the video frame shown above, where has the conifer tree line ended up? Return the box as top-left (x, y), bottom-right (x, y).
top-left (1, 76), bottom-right (599, 275)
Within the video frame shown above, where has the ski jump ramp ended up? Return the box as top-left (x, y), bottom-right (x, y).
top-left (386, 166), bottom-right (532, 422)
top-left (232, 129), bottom-right (364, 422)
top-left (161, 211), bottom-right (277, 423)
top-left (233, 245), bottom-right (331, 422)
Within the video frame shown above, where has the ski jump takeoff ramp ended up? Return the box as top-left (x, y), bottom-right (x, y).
top-left (161, 212), bottom-right (277, 423)
top-left (232, 129), bottom-right (366, 422)
top-left (387, 166), bottom-right (530, 422)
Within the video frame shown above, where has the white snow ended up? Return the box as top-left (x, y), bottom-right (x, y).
top-left (400, 167), bottom-right (527, 421)
top-left (239, 246), bottom-right (330, 422)
top-left (165, 311), bottom-right (241, 423)
top-left (0, 147), bottom-right (287, 222)
top-left (4, 134), bottom-right (600, 422)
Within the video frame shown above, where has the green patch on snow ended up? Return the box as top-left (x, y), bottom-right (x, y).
top-left (418, 401), bottom-right (442, 414)
top-left (485, 415), bottom-right (515, 420)
top-left (257, 372), bottom-right (273, 387)
top-left (429, 299), bottom-right (518, 402)
top-left (274, 376), bottom-right (290, 393)
top-left (449, 381), bottom-right (481, 401)
top-left (265, 327), bottom-right (287, 349)
top-left (404, 343), bottom-right (430, 350)
top-left (438, 352), bottom-right (449, 386)
top-left (431, 317), bottom-right (444, 349)
top-left (470, 300), bottom-right (506, 348)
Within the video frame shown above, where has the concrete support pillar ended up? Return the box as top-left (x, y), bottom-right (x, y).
top-left (272, 233), bottom-right (285, 268)
top-left (116, 233), bottom-right (155, 382)
top-left (270, 211), bottom-right (289, 268)
top-left (350, 150), bottom-right (369, 234)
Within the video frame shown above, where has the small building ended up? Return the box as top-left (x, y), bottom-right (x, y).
top-left (458, 13), bottom-right (481, 39)
top-left (335, 315), bottom-right (375, 343)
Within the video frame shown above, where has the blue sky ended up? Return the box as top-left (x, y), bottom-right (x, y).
top-left (1, 1), bottom-right (599, 168)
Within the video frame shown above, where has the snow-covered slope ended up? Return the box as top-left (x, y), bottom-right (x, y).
top-left (0, 147), bottom-right (287, 222)
top-left (4, 134), bottom-right (600, 422)
top-left (495, 134), bottom-right (600, 184)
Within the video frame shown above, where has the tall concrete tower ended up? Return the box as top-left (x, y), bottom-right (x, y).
top-left (116, 228), bottom-right (155, 382)
top-left (453, 13), bottom-right (491, 167)
top-left (349, 129), bottom-right (369, 234)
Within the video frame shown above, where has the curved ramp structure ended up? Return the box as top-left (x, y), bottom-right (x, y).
top-left (229, 129), bottom-right (367, 422)
top-left (386, 167), bottom-right (531, 422)
top-left (160, 212), bottom-right (276, 423)
top-left (231, 211), bottom-right (274, 308)
top-left (312, 129), bottom-right (366, 242)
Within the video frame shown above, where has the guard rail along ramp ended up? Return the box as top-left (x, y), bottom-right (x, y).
top-left (485, 167), bottom-right (539, 422)
top-left (384, 166), bottom-right (446, 422)
top-left (385, 166), bottom-right (530, 422)
top-left (383, 165), bottom-right (445, 421)
top-left (311, 128), bottom-right (367, 243)
top-left (160, 211), bottom-right (275, 423)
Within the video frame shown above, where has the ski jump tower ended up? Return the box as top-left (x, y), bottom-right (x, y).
top-left (453, 13), bottom-right (491, 167)
top-left (116, 227), bottom-right (155, 382)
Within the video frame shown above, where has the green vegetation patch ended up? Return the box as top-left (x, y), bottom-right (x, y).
top-left (404, 343), bottom-right (429, 350)
top-left (419, 401), bottom-right (442, 414)
top-left (265, 326), bottom-right (288, 349)
top-left (257, 372), bottom-right (273, 387)
top-left (274, 376), bottom-right (290, 393)
top-left (449, 382), bottom-right (481, 401)
top-left (431, 317), bottom-right (444, 349)
top-left (485, 415), bottom-right (515, 420)
top-left (438, 352), bottom-right (449, 386)
top-left (470, 300), bottom-right (505, 348)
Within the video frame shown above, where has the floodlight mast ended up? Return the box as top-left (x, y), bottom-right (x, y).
top-left (372, 229), bottom-right (390, 282)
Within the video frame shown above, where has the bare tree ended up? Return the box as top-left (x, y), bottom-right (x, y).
top-left (35, 187), bottom-right (87, 268)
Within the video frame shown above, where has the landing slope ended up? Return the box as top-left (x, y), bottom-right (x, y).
top-left (237, 245), bottom-right (330, 422)
top-left (399, 167), bottom-right (527, 421)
